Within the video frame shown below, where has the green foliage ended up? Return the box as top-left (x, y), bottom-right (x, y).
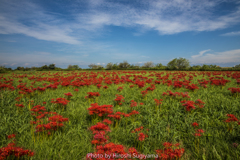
top-left (118, 60), bottom-right (130, 69)
top-left (167, 57), bottom-right (190, 70)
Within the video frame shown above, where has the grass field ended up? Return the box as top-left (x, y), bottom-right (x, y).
top-left (1, 70), bottom-right (240, 160)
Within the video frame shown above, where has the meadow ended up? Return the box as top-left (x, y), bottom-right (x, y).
top-left (0, 70), bottom-right (240, 160)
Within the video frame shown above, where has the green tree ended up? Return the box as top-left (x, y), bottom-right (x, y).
top-left (118, 61), bottom-right (130, 69)
top-left (49, 64), bottom-right (56, 70)
top-left (143, 61), bottom-right (155, 68)
top-left (112, 63), bottom-right (119, 70)
top-left (72, 65), bottom-right (79, 70)
top-left (167, 58), bottom-right (190, 70)
top-left (41, 65), bottom-right (49, 70)
top-left (88, 64), bottom-right (98, 69)
top-left (234, 64), bottom-right (240, 68)
top-left (106, 62), bottom-right (114, 70)
top-left (156, 63), bottom-right (163, 68)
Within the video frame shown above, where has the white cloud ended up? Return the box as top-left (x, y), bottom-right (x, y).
top-left (221, 31), bottom-right (240, 36)
top-left (78, 0), bottom-right (240, 35)
top-left (191, 49), bottom-right (211, 58)
top-left (1, 0), bottom-right (239, 45)
top-left (190, 49), bottom-right (240, 64)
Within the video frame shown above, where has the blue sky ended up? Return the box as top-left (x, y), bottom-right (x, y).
top-left (0, 0), bottom-right (240, 69)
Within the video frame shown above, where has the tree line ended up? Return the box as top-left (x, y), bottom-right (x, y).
top-left (1, 58), bottom-right (240, 73)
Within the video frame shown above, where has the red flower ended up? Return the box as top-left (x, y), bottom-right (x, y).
top-left (192, 122), bottom-right (199, 128)
top-left (7, 134), bottom-right (16, 139)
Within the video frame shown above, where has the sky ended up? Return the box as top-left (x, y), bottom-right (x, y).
top-left (0, 0), bottom-right (240, 69)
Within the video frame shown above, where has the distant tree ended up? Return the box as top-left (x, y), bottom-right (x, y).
top-left (234, 64), bottom-right (240, 68)
top-left (200, 64), bottom-right (210, 71)
top-left (88, 64), bottom-right (98, 69)
top-left (41, 65), bottom-right (49, 70)
top-left (118, 61), bottom-right (130, 69)
top-left (155, 63), bottom-right (163, 68)
top-left (48, 64), bottom-right (56, 70)
top-left (112, 63), bottom-right (119, 69)
top-left (16, 66), bottom-right (24, 70)
top-left (143, 61), bottom-right (155, 68)
top-left (134, 63), bottom-right (141, 69)
top-left (97, 65), bottom-right (103, 70)
top-left (106, 62), bottom-right (114, 69)
top-left (72, 65), bottom-right (79, 70)
top-left (167, 58), bottom-right (190, 70)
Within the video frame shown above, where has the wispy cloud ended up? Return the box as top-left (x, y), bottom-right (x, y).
top-left (0, 0), bottom-right (240, 45)
top-left (190, 49), bottom-right (240, 64)
top-left (191, 49), bottom-right (211, 58)
top-left (221, 31), bottom-right (240, 36)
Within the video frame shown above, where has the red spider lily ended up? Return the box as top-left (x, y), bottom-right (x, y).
top-left (129, 110), bottom-right (140, 116)
top-left (138, 132), bottom-right (148, 141)
top-left (130, 100), bottom-right (138, 107)
top-left (224, 114), bottom-right (238, 123)
top-left (140, 102), bottom-right (144, 105)
top-left (194, 99), bottom-right (205, 108)
top-left (7, 134), bottom-right (16, 139)
top-left (154, 99), bottom-right (163, 106)
top-left (192, 122), bottom-right (199, 128)
top-left (129, 85), bottom-right (135, 88)
top-left (89, 122), bottom-right (111, 133)
top-left (185, 84), bottom-right (199, 91)
top-left (97, 84), bottom-right (102, 89)
top-left (155, 142), bottom-right (185, 160)
top-left (85, 92), bottom-right (100, 99)
top-left (102, 119), bottom-right (112, 125)
top-left (132, 126), bottom-right (144, 133)
top-left (114, 94), bottom-right (125, 105)
top-left (64, 92), bottom-right (73, 97)
top-left (128, 147), bottom-right (138, 156)
top-left (15, 104), bottom-right (24, 108)
top-left (228, 87), bottom-right (240, 94)
top-left (88, 103), bottom-right (114, 117)
top-left (103, 85), bottom-right (108, 89)
top-left (51, 98), bottom-right (70, 106)
top-left (74, 88), bottom-right (79, 92)
top-left (117, 86), bottom-right (124, 92)
top-left (141, 90), bottom-right (148, 97)
top-left (0, 141), bottom-right (35, 160)
top-left (182, 101), bottom-right (196, 111)
top-left (194, 129), bottom-right (205, 137)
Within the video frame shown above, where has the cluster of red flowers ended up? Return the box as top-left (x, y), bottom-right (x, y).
top-left (185, 84), bottom-right (199, 91)
top-left (131, 126), bottom-right (149, 141)
top-left (30, 105), bottom-right (68, 135)
top-left (107, 110), bottom-right (140, 120)
top-left (130, 100), bottom-right (144, 107)
top-left (181, 99), bottom-right (205, 111)
top-left (88, 103), bottom-right (114, 117)
top-left (224, 114), bottom-right (239, 124)
top-left (117, 86), bottom-right (124, 92)
top-left (228, 87), bottom-right (240, 94)
top-left (114, 94), bottom-right (125, 105)
top-left (0, 134), bottom-right (34, 160)
top-left (89, 122), bottom-right (111, 145)
top-left (51, 97), bottom-right (70, 106)
top-left (154, 99), bottom-right (163, 106)
top-left (155, 142), bottom-right (185, 160)
top-left (85, 92), bottom-right (100, 99)
top-left (210, 78), bottom-right (231, 86)
top-left (194, 129), bottom-right (205, 137)
top-left (64, 92), bottom-right (73, 99)
top-left (162, 91), bottom-right (190, 99)
top-left (15, 103), bottom-right (24, 108)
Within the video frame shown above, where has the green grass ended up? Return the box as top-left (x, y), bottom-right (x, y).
top-left (1, 70), bottom-right (240, 160)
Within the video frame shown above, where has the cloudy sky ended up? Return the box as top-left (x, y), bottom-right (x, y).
top-left (0, 0), bottom-right (240, 69)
